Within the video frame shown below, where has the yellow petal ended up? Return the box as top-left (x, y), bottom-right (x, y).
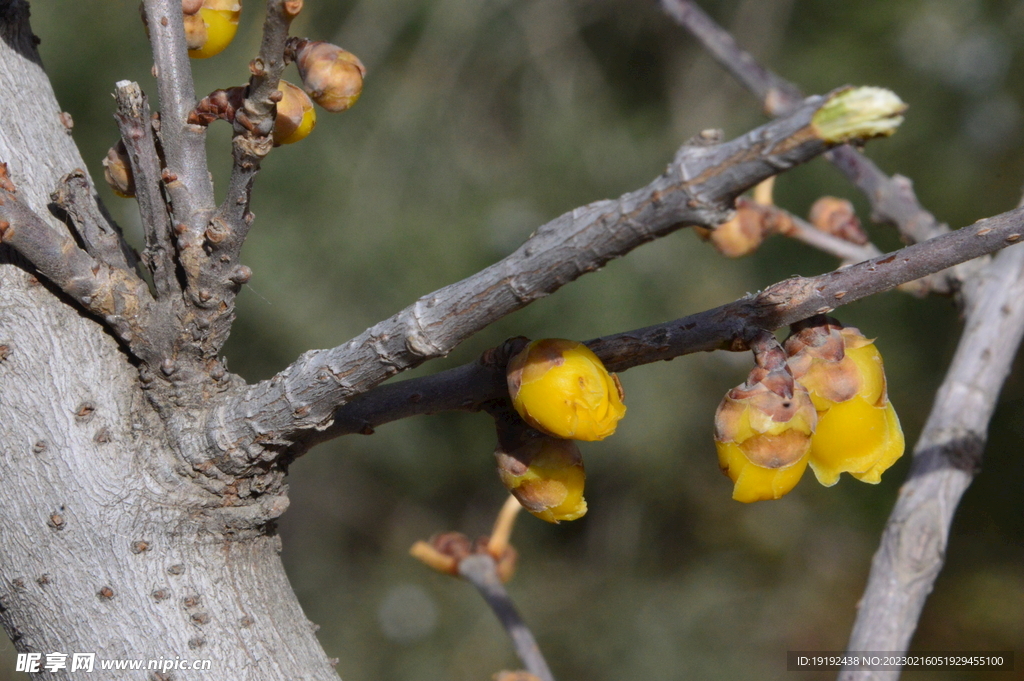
top-left (808, 396), bottom-right (904, 486)
top-left (188, 8), bottom-right (239, 59)
top-left (849, 401), bottom-right (904, 483)
top-left (717, 440), bottom-right (809, 503)
top-left (844, 341), bottom-right (886, 405)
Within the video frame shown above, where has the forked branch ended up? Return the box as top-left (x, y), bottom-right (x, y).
top-left (307, 207), bottom-right (1024, 447)
top-left (0, 174), bottom-right (165, 365)
top-left (206, 90), bottom-right (904, 464)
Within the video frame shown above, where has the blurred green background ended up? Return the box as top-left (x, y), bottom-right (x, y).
top-left (5, 0), bottom-right (1024, 678)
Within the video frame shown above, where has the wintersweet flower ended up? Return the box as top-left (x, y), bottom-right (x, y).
top-left (495, 436), bottom-right (587, 523)
top-left (785, 320), bottom-right (904, 486)
top-left (506, 339), bottom-right (625, 441)
top-left (714, 361), bottom-right (818, 503)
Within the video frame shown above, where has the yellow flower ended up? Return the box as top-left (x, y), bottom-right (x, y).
top-left (495, 436), bottom-right (587, 523)
top-left (714, 373), bottom-right (817, 503)
top-left (506, 339), bottom-right (625, 441)
top-left (272, 81), bottom-right (317, 146)
top-left (188, 1), bottom-right (241, 60)
top-left (786, 322), bottom-right (904, 487)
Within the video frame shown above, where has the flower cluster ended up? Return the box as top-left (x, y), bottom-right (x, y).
top-left (714, 319), bottom-right (904, 502)
top-left (497, 339), bottom-right (626, 523)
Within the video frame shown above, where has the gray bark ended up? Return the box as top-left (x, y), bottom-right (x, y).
top-left (0, 3), bottom-right (337, 678)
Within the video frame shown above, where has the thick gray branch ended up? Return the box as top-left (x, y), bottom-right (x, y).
top-left (142, 0), bottom-right (217, 315)
top-left (207, 95), bottom-right (866, 463)
top-left (838, 244), bottom-right (1024, 680)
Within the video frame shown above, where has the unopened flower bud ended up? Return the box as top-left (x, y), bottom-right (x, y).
top-left (696, 205), bottom-right (765, 258)
top-left (188, 0), bottom-right (241, 60)
top-left (507, 339), bottom-right (625, 441)
top-left (495, 436), bottom-right (586, 523)
top-left (293, 40), bottom-right (366, 112)
top-left (714, 363), bottom-right (817, 503)
top-left (808, 196), bottom-right (868, 245)
top-left (102, 140), bottom-right (135, 198)
top-left (272, 80), bottom-right (316, 146)
top-left (785, 319), bottom-right (904, 486)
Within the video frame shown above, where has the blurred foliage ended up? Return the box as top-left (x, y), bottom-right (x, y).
top-left (3, 0), bottom-right (1022, 678)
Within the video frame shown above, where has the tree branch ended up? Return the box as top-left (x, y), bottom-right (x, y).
top-left (660, 0), bottom-right (967, 281)
top-left (206, 92), bottom-right (898, 467)
top-left (50, 169), bottom-right (138, 272)
top-left (113, 80), bottom-right (179, 299)
top-left (458, 555), bottom-right (556, 681)
top-left (142, 0), bottom-right (214, 214)
top-left (305, 206), bottom-right (1024, 447)
top-left (216, 0), bottom-right (297, 232)
top-left (0, 179), bottom-right (165, 364)
top-left (838, 242), bottom-right (1024, 680)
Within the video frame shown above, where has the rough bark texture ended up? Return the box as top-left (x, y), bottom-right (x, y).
top-left (0, 3), bottom-right (337, 679)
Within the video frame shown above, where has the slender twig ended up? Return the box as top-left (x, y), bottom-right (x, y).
top-left (487, 496), bottom-right (524, 559)
top-left (216, 0), bottom-right (297, 232)
top-left (838, 239), bottom-right (1024, 681)
top-left (786, 211), bottom-right (881, 263)
top-left (50, 169), bottom-right (138, 272)
top-left (0, 184), bottom-right (164, 364)
top-left (207, 92), bottom-right (888, 464)
top-left (660, 0), bottom-right (962, 271)
top-left (660, 0), bottom-right (803, 111)
top-left (113, 81), bottom-right (178, 299)
top-left (458, 555), bottom-right (556, 681)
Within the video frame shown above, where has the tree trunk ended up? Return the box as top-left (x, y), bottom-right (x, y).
top-left (0, 3), bottom-right (337, 678)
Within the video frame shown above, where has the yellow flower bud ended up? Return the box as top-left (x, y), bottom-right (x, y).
top-left (785, 321), bottom-right (905, 487)
top-left (272, 80), bottom-right (317, 146)
top-left (102, 141), bottom-right (135, 198)
top-left (188, 1), bottom-right (241, 60)
top-left (294, 40), bottom-right (366, 112)
top-left (506, 339), bottom-right (626, 442)
top-left (714, 375), bottom-right (817, 503)
top-left (495, 437), bottom-right (586, 523)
